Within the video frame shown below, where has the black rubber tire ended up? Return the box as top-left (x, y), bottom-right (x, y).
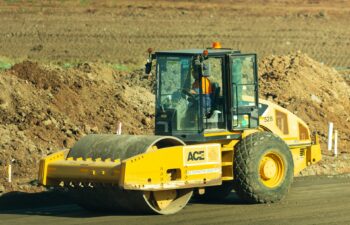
top-left (193, 181), bottom-right (234, 202)
top-left (233, 132), bottom-right (294, 203)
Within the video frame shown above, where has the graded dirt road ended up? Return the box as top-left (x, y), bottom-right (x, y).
top-left (0, 175), bottom-right (349, 225)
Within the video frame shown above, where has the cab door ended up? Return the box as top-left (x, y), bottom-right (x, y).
top-left (228, 54), bottom-right (259, 130)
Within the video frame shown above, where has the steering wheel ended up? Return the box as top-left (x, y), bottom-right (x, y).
top-left (179, 88), bottom-right (199, 104)
top-left (180, 88), bottom-right (194, 98)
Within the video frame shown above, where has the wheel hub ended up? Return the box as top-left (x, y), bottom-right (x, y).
top-left (261, 158), bottom-right (277, 179)
top-left (259, 152), bottom-right (285, 188)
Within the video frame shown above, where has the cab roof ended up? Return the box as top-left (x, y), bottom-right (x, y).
top-left (155, 48), bottom-right (241, 56)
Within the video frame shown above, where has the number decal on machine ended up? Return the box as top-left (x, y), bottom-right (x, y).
top-left (263, 116), bottom-right (274, 123)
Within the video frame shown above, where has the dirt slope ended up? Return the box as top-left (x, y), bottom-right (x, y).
top-left (0, 53), bottom-right (349, 193)
top-left (259, 52), bottom-right (350, 152)
top-left (0, 62), bottom-right (155, 192)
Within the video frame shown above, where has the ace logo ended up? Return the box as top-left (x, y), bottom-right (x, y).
top-left (184, 144), bottom-right (220, 166)
top-left (187, 150), bottom-right (205, 161)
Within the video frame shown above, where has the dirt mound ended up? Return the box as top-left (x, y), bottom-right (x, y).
top-left (339, 69), bottom-right (350, 86)
top-left (0, 53), bottom-right (349, 193)
top-left (11, 61), bottom-right (62, 92)
top-left (259, 52), bottom-right (350, 153)
top-left (0, 61), bottom-right (155, 192)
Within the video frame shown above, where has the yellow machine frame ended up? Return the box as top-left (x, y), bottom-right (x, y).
top-left (39, 99), bottom-right (322, 190)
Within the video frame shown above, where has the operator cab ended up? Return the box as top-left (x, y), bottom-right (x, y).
top-left (145, 44), bottom-right (259, 142)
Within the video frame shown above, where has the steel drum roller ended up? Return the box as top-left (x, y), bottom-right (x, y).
top-left (67, 134), bottom-right (193, 215)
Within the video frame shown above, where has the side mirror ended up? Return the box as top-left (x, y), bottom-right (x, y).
top-left (145, 60), bottom-right (152, 75)
top-left (145, 48), bottom-right (153, 75)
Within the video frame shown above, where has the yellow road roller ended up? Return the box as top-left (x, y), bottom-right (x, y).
top-left (38, 44), bottom-right (322, 214)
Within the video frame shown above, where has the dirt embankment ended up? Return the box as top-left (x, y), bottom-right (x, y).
top-left (258, 52), bottom-right (350, 175)
top-left (0, 52), bottom-right (349, 193)
top-left (0, 61), bottom-right (155, 193)
top-left (258, 52), bottom-right (350, 152)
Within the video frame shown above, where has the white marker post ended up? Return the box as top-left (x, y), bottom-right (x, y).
top-left (116, 122), bottom-right (122, 135)
top-left (334, 130), bottom-right (338, 157)
top-left (327, 122), bottom-right (333, 151)
top-left (8, 163), bottom-right (12, 183)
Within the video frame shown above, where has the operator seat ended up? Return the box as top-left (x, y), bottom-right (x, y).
top-left (206, 82), bottom-right (222, 128)
top-left (211, 82), bottom-right (220, 110)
